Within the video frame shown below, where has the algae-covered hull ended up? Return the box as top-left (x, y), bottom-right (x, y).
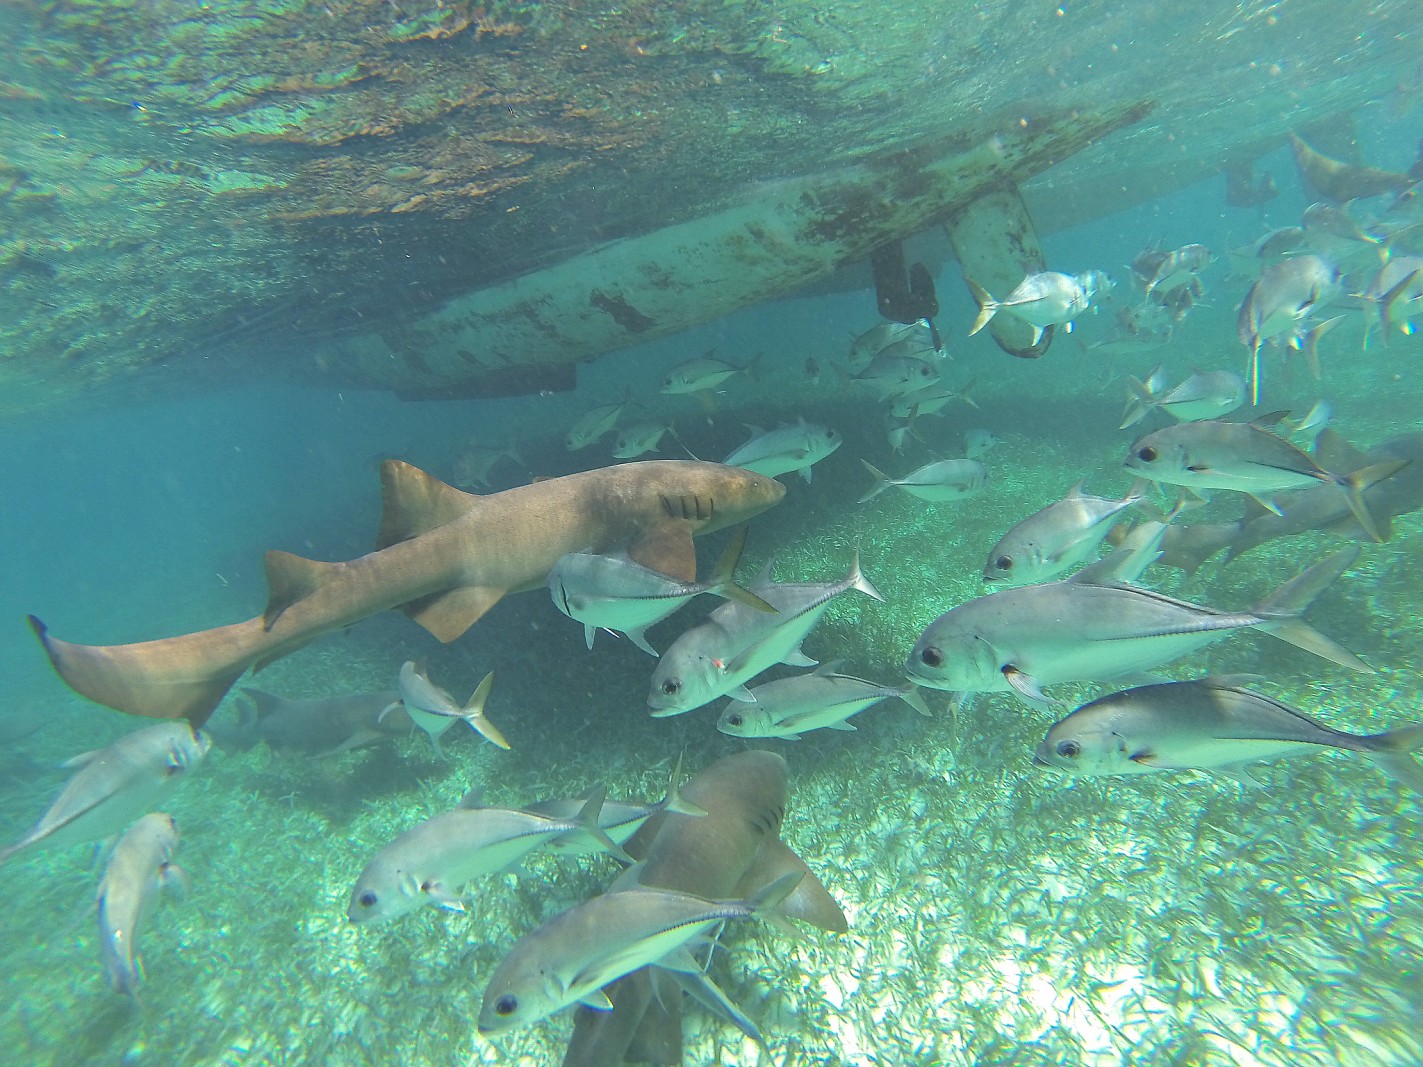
top-left (0, 0), bottom-right (1418, 407)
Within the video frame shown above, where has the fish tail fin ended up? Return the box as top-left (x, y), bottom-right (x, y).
top-left (1380, 267), bottom-right (1423, 340)
top-left (746, 871), bottom-right (807, 939)
top-left (1252, 548), bottom-right (1371, 672)
top-left (845, 550), bottom-right (885, 602)
top-left (573, 785), bottom-right (633, 863)
top-left (660, 753), bottom-right (709, 818)
top-left (461, 671), bottom-right (510, 750)
top-left (1365, 723), bottom-right (1423, 796)
top-left (965, 278), bottom-right (998, 336)
top-left (857, 460), bottom-right (893, 504)
top-left (1300, 315), bottom-right (1343, 380)
top-left (1336, 458), bottom-right (1410, 543)
top-left (1118, 375), bottom-right (1155, 429)
top-left (28, 615), bottom-right (251, 727)
top-left (707, 527), bottom-right (776, 613)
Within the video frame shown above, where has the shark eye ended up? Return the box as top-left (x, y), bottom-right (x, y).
top-left (1055, 739), bottom-right (1082, 759)
top-left (1136, 446), bottom-right (1158, 463)
top-left (494, 994), bottom-right (519, 1017)
top-left (919, 647), bottom-right (944, 668)
top-left (995, 555), bottom-right (1013, 571)
top-left (661, 679), bottom-right (681, 696)
top-left (358, 891), bottom-right (378, 908)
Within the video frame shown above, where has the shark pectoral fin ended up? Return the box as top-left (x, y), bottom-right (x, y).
top-left (739, 839), bottom-right (849, 934)
top-left (375, 460), bottom-right (481, 550)
top-left (627, 518), bottom-right (698, 583)
top-left (404, 586), bottom-right (505, 643)
top-left (1002, 665), bottom-right (1053, 706)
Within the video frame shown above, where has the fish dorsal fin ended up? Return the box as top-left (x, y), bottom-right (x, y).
top-left (627, 518), bottom-right (697, 583)
top-left (737, 839), bottom-right (848, 933)
top-left (263, 550), bottom-right (342, 630)
top-left (1314, 428), bottom-right (1369, 473)
top-left (403, 586), bottom-right (506, 643)
top-left (376, 460), bottom-right (481, 550)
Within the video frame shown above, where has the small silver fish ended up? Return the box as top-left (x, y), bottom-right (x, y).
top-left (477, 872), bottom-right (803, 1034)
top-left (888, 378), bottom-right (976, 420)
top-left (1035, 677), bottom-right (1423, 794)
top-left (383, 662), bottom-right (509, 755)
top-left (963, 428), bottom-right (1001, 459)
top-left (1236, 253), bottom-right (1341, 402)
top-left (851, 351), bottom-right (940, 401)
top-left (858, 458), bottom-right (986, 503)
top-left (906, 548), bottom-right (1369, 706)
top-left (722, 420), bottom-right (842, 483)
top-left (649, 555), bottom-right (883, 717)
top-left (547, 527), bottom-right (772, 656)
top-left (983, 481), bottom-right (1146, 586)
top-left (97, 812), bottom-right (186, 995)
top-left (451, 440), bottom-right (524, 489)
top-left (716, 664), bottom-right (930, 739)
top-left (348, 788), bottom-right (629, 924)
top-left (660, 351), bottom-right (755, 395)
top-left (1142, 243), bottom-right (1213, 297)
top-left (0, 722), bottom-right (210, 867)
top-left (1124, 415), bottom-right (1404, 540)
top-left (1119, 366), bottom-right (1246, 428)
top-left (610, 421), bottom-right (672, 459)
top-left (1362, 255), bottom-right (1423, 343)
top-left (848, 321), bottom-right (931, 369)
top-left (967, 270), bottom-right (1113, 344)
top-left (566, 400), bottom-right (630, 451)
top-left (1287, 399), bottom-right (1333, 449)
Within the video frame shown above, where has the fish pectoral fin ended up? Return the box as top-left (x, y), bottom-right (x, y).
top-left (726, 683), bottom-right (757, 702)
top-left (826, 721), bottom-right (857, 732)
top-left (781, 650), bottom-right (818, 668)
top-left (578, 990), bottom-right (615, 1012)
top-left (628, 518), bottom-right (698, 583)
top-left (1002, 666), bottom-right (1054, 707)
top-left (423, 883), bottom-right (466, 912)
top-left (1248, 494), bottom-right (1284, 516)
top-left (404, 585), bottom-right (505, 643)
top-left (1215, 764), bottom-right (1267, 788)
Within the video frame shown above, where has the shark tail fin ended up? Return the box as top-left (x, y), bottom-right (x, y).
top-left (375, 460), bottom-right (481, 550)
top-left (965, 278), bottom-right (998, 337)
top-left (28, 615), bottom-right (249, 727)
top-left (1251, 548), bottom-right (1371, 673)
top-left (1365, 722), bottom-right (1423, 796)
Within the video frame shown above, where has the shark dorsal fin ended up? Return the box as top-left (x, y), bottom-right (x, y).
top-left (263, 550), bottom-right (341, 629)
top-left (376, 460), bottom-right (481, 550)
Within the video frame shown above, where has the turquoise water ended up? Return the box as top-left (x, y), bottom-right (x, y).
top-left (3, 5), bottom-right (1423, 1067)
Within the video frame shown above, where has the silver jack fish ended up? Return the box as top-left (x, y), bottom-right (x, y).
top-left (0, 722), bottom-right (210, 867)
top-left (1140, 243), bottom-right (1213, 298)
top-left (97, 812), bottom-right (187, 995)
top-left (847, 321), bottom-right (931, 369)
top-left (347, 787), bottom-right (629, 925)
top-left (850, 351), bottom-right (940, 401)
top-left (906, 548), bottom-right (1370, 707)
top-left (967, 270), bottom-right (1113, 345)
top-left (648, 555), bottom-right (883, 717)
top-left (478, 872), bottom-right (803, 1035)
top-left (858, 458), bottom-right (987, 504)
top-left (1124, 414), bottom-right (1407, 542)
top-left (660, 351), bottom-right (756, 395)
top-left (1119, 366), bottom-right (1246, 429)
top-left (721, 420), bottom-right (842, 483)
top-left (1236, 253), bottom-right (1341, 402)
top-left (1034, 677), bottom-right (1423, 794)
top-left (383, 662), bottom-right (508, 755)
top-left (566, 398), bottom-right (631, 452)
top-left (1361, 255), bottom-right (1423, 344)
top-left (983, 480), bottom-right (1146, 587)
top-left (609, 422), bottom-right (672, 460)
top-left (717, 663), bottom-right (930, 739)
top-left (548, 527), bottom-right (772, 656)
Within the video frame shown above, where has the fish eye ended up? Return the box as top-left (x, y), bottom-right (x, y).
top-left (995, 555), bottom-right (1013, 571)
top-left (494, 994), bottom-right (519, 1017)
top-left (1136, 446), bottom-right (1158, 463)
top-left (726, 713), bottom-right (743, 727)
top-left (358, 890), bottom-right (378, 908)
top-left (661, 679), bottom-right (681, 695)
top-left (1055, 739), bottom-right (1081, 759)
top-left (919, 646), bottom-right (944, 668)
